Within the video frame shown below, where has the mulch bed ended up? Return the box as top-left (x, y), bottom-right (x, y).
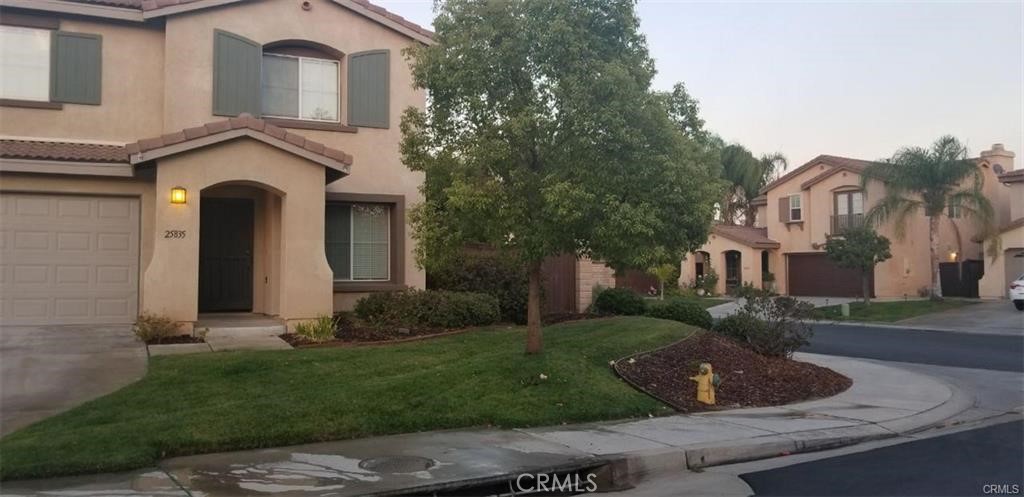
top-left (614, 332), bottom-right (852, 412)
top-left (147, 335), bottom-right (205, 345)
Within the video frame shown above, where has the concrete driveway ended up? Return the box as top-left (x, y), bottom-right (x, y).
top-left (0, 324), bottom-right (147, 436)
top-left (897, 301), bottom-right (1024, 336)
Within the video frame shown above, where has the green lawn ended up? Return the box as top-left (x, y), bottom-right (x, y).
top-left (811, 299), bottom-right (977, 322)
top-left (0, 317), bottom-right (693, 481)
top-left (661, 296), bottom-right (730, 309)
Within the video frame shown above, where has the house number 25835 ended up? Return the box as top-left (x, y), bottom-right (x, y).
top-left (164, 230), bottom-right (186, 239)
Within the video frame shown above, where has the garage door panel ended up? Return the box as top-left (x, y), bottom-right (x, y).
top-left (788, 253), bottom-right (872, 298)
top-left (0, 193), bottom-right (139, 325)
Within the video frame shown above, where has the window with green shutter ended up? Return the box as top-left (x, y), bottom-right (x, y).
top-left (347, 50), bottom-right (389, 128)
top-left (325, 203), bottom-right (391, 281)
top-left (212, 29), bottom-right (261, 117)
top-left (50, 31), bottom-right (102, 105)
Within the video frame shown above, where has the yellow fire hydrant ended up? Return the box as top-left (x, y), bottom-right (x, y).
top-left (689, 362), bottom-right (717, 405)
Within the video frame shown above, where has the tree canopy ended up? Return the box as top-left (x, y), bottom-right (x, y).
top-left (401, 0), bottom-right (721, 353)
top-left (825, 226), bottom-right (892, 305)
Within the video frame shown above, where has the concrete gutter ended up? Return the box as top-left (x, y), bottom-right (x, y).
top-left (1, 354), bottom-right (977, 496)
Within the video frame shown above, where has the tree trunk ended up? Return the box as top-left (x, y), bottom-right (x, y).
top-left (659, 280), bottom-right (665, 300)
top-left (929, 215), bottom-right (943, 300)
top-left (862, 269), bottom-right (871, 306)
top-left (525, 260), bottom-right (543, 355)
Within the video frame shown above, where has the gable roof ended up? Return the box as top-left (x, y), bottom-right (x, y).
top-left (126, 114), bottom-right (352, 182)
top-left (760, 154), bottom-right (875, 194)
top-left (712, 224), bottom-right (780, 249)
top-left (8, 0), bottom-right (434, 44)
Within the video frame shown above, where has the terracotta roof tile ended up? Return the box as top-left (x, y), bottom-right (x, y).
top-left (712, 224), bottom-right (780, 249)
top-left (0, 139), bottom-right (129, 163)
top-left (999, 169), bottom-right (1024, 184)
top-left (761, 154), bottom-right (876, 194)
top-left (124, 114), bottom-right (352, 170)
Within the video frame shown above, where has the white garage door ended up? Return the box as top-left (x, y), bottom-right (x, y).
top-left (0, 193), bottom-right (140, 325)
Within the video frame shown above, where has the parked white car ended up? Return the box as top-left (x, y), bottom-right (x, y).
top-left (1011, 273), bottom-right (1024, 311)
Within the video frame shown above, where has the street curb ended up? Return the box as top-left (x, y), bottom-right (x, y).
top-left (807, 319), bottom-right (1017, 336)
top-left (603, 371), bottom-right (975, 477)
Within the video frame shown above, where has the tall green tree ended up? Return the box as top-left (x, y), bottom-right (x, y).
top-left (824, 226), bottom-right (892, 305)
top-left (862, 136), bottom-right (995, 300)
top-left (401, 0), bottom-right (720, 354)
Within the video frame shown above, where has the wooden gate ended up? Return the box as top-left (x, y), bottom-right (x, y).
top-left (615, 269), bottom-right (660, 296)
top-left (541, 254), bottom-right (577, 314)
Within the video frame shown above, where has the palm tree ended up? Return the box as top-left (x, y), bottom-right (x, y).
top-left (862, 136), bottom-right (995, 300)
top-left (717, 143), bottom-right (787, 226)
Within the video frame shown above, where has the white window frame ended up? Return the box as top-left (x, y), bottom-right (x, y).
top-left (788, 194), bottom-right (802, 221)
top-left (261, 52), bottom-right (341, 124)
top-left (0, 25), bottom-right (52, 102)
top-left (329, 203), bottom-right (391, 282)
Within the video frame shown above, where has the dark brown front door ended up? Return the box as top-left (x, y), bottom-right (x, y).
top-left (199, 197), bottom-right (254, 312)
top-left (787, 253), bottom-right (872, 298)
top-left (725, 251), bottom-right (741, 293)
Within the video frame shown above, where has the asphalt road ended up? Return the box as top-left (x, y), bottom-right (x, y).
top-left (805, 323), bottom-right (1024, 372)
top-left (741, 420), bottom-right (1024, 496)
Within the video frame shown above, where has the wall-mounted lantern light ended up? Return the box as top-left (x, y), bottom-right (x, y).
top-left (170, 187), bottom-right (187, 205)
top-left (948, 251), bottom-right (958, 262)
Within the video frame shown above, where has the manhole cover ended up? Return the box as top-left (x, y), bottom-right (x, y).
top-left (358, 455), bottom-right (436, 473)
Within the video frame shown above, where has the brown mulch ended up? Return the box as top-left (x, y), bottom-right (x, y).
top-left (614, 332), bottom-right (852, 413)
top-left (147, 335), bottom-right (205, 345)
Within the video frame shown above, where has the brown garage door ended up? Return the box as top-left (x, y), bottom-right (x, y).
top-left (787, 253), bottom-right (872, 298)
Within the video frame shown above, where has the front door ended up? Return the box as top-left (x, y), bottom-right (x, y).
top-left (199, 197), bottom-right (254, 312)
top-left (725, 251), bottom-right (741, 293)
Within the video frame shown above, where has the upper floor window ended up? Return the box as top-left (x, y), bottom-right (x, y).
top-left (0, 26), bottom-right (50, 101)
top-left (788, 194), bottom-right (802, 221)
top-left (261, 53), bottom-right (339, 122)
top-left (947, 201), bottom-right (962, 219)
top-left (0, 25), bottom-right (101, 106)
top-left (835, 190), bottom-right (864, 217)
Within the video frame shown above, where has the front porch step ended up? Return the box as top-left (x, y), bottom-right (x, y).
top-left (195, 313), bottom-right (286, 338)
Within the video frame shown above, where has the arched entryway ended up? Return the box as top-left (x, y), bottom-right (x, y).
top-left (724, 250), bottom-right (742, 294)
top-left (199, 182), bottom-right (284, 315)
top-left (695, 251), bottom-right (711, 280)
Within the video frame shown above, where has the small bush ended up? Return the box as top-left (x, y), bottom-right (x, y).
top-left (133, 312), bottom-right (178, 344)
top-left (295, 314), bottom-right (337, 343)
top-left (355, 289), bottom-right (501, 329)
top-left (645, 298), bottom-right (713, 329)
top-left (428, 252), bottom-right (529, 324)
top-left (592, 287), bottom-right (646, 316)
top-left (712, 295), bottom-right (814, 357)
top-left (695, 269), bottom-right (719, 296)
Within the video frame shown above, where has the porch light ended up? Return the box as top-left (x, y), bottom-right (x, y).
top-left (170, 187), bottom-right (187, 205)
top-left (948, 251), bottom-right (957, 262)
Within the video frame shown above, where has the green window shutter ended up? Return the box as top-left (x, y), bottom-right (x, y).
top-left (212, 29), bottom-right (261, 117)
top-left (348, 50), bottom-right (389, 128)
top-left (50, 31), bottom-right (102, 105)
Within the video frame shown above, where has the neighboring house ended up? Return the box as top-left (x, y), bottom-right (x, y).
top-left (679, 145), bottom-right (1017, 298)
top-left (979, 168), bottom-right (1024, 298)
top-left (0, 0), bottom-right (431, 331)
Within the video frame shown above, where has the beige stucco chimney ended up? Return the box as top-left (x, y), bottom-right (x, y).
top-left (981, 144), bottom-right (1017, 225)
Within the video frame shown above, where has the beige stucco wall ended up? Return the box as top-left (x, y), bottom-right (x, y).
top-left (162, 0), bottom-right (427, 304)
top-left (680, 234), bottom-right (767, 296)
top-left (142, 139), bottom-right (333, 330)
top-left (576, 258), bottom-right (615, 311)
top-left (0, 17), bottom-right (165, 142)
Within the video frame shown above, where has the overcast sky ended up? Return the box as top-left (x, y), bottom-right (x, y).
top-left (378, 0), bottom-right (1023, 169)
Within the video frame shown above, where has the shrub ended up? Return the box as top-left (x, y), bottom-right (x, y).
top-left (644, 298), bottom-right (713, 329)
top-left (295, 314), bottom-right (337, 343)
top-left (695, 269), bottom-right (719, 296)
top-left (592, 287), bottom-right (646, 316)
top-left (355, 289), bottom-right (501, 329)
top-left (712, 295), bottom-right (814, 357)
top-left (428, 252), bottom-right (529, 324)
top-left (133, 312), bottom-right (178, 344)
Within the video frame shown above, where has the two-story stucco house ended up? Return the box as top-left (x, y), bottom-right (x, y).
top-left (679, 144), bottom-right (1018, 299)
top-left (0, 0), bottom-right (431, 331)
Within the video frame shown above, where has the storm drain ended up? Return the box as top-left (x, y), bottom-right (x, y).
top-left (359, 455), bottom-right (437, 473)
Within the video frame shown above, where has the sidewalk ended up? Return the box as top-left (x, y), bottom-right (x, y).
top-left (1, 354), bottom-right (973, 497)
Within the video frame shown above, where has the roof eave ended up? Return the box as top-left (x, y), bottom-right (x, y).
top-left (0, 0), bottom-right (145, 21)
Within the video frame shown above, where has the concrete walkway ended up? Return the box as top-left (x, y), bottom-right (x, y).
top-left (0, 325), bottom-right (147, 437)
top-left (2, 353), bottom-right (975, 497)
